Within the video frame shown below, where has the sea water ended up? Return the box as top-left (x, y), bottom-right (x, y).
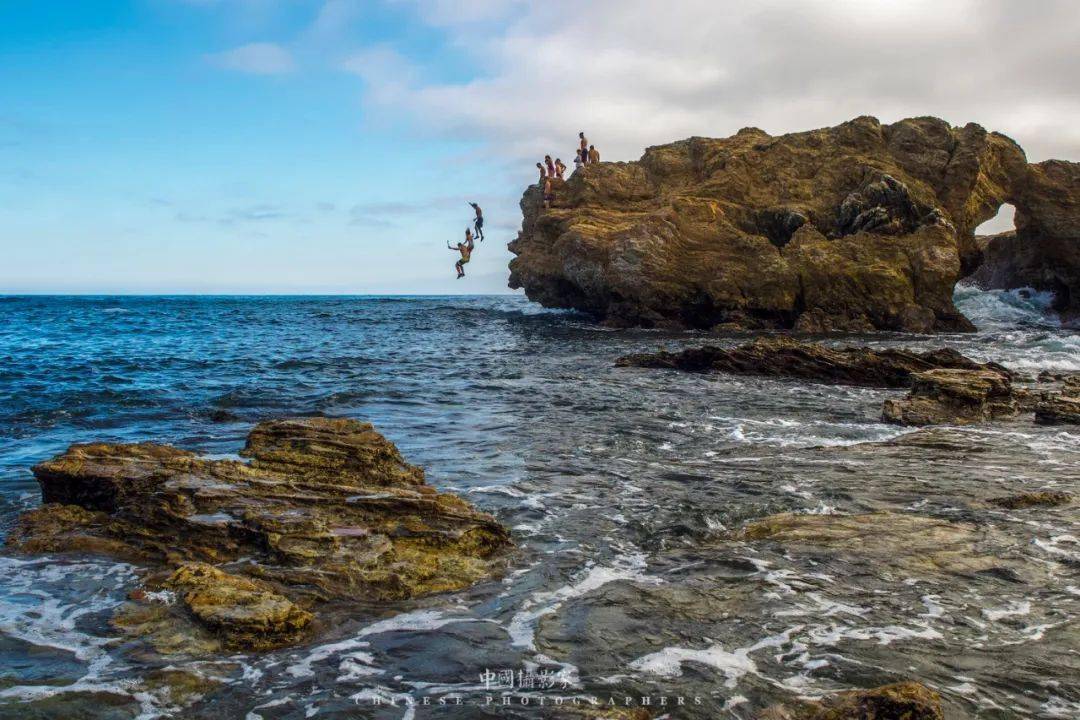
top-left (0, 291), bottom-right (1077, 718)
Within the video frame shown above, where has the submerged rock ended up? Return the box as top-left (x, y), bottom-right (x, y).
top-left (509, 115), bottom-right (1079, 331)
top-left (616, 337), bottom-right (1004, 388)
top-left (758, 681), bottom-right (943, 720)
top-left (6, 417), bottom-right (512, 652)
top-left (740, 512), bottom-right (1010, 578)
top-left (989, 491), bottom-right (1072, 509)
top-left (882, 368), bottom-right (1018, 426)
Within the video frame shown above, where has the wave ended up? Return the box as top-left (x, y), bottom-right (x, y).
top-left (954, 283), bottom-right (1061, 330)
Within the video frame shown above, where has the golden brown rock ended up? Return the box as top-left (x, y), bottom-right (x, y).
top-left (7, 417), bottom-right (512, 652)
top-left (510, 116), bottom-right (1078, 331)
top-left (882, 368), bottom-right (1018, 425)
top-left (757, 681), bottom-right (943, 720)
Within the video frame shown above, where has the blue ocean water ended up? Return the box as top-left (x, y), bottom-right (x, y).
top-left (0, 293), bottom-right (1078, 719)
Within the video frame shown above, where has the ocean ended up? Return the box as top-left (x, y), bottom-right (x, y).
top-left (0, 290), bottom-right (1078, 718)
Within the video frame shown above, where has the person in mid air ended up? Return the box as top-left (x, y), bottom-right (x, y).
top-left (545, 154), bottom-right (556, 177)
top-left (588, 145), bottom-right (600, 164)
top-left (579, 132), bottom-right (588, 163)
top-left (554, 158), bottom-right (566, 179)
top-left (448, 228), bottom-right (474, 279)
top-left (468, 202), bottom-right (484, 241)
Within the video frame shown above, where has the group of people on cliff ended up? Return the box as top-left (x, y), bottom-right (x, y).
top-left (537, 131), bottom-right (600, 208)
top-left (448, 202), bottom-right (483, 279)
top-left (448, 132), bottom-right (602, 278)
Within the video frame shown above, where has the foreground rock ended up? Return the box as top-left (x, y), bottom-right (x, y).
top-left (6, 417), bottom-right (511, 652)
top-left (882, 368), bottom-right (1018, 426)
top-left (510, 115), bottom-right (1080, 331)
top-left (758, 681), bottom-right (943, 720)
top-left (616, 337), bottom-right (1005, 388)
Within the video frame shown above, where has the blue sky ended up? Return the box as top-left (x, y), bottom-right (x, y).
top-left (2, 1), bottom-right (1078, 294)
top-left (0, 0), bottom-right (521, 293)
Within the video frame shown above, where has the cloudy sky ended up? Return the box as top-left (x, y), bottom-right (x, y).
top-left (3, 0), bottom-right (1078, 293)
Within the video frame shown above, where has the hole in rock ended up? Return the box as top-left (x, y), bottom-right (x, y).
top-left (975, 203), bottom-right (1016, 236)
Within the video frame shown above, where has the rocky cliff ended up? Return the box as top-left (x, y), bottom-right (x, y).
top-left (508, 116), bottom-right (1079, 331)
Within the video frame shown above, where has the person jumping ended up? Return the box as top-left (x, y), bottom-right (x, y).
top-left (448, 228), bottom-right (475, 279)
top-left (468, 202), bottom-right (484, 241)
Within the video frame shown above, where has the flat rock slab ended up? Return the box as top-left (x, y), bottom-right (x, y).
top-left (616, 337), bottom-right (1006, 388)
top-left (6, 417), bottom-right (512, 652)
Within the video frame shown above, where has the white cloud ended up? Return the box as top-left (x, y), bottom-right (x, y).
top-left (356, 0), bottom-right (1080, 163)
top-left (208, 42), bottom-right (296, 75)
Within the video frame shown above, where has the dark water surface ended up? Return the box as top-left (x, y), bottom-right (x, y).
top-left (0, 292), bottom-right (1077, 719)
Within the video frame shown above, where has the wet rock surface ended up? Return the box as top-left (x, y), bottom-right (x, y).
top-left (5, 417), bottom-right (511, 652)
top-left (882, 368), bottom-right (1019, 426)
top-left (616, 337), bottom-right (1004, 388)
top-left (509, 115), bottom-right (1080, 331)
top-left (757, 681), bottom-right (944, 720)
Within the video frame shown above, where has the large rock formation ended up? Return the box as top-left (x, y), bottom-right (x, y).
top-left (616, 337), bottom-right (1007, 388)
top-left (509, 116), bottom-right (1079, 331)
top-left (6, 417), bottom-right (511, 652)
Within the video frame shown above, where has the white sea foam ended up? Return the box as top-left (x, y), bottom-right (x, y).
top-left (507, 551), bottom-right (655, 651)
top-left (628, 628), bottom-right (799, 687)
top-left (982, 600), bottom-right (1032, 622)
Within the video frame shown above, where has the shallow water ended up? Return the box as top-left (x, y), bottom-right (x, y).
top-left (0, 290), bottom-right (1077, 719)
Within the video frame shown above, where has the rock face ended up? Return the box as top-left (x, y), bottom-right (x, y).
top-left (882, 368), bottom-right (1019, 426)
top-left (616, 337), bottom-right (1005, 388)
top-left (6, 417), bottom-right (512, 652)
top-left (509, 115), bottom-right (1079, 331)
top-left (758, 681), bottom-right (943, 720)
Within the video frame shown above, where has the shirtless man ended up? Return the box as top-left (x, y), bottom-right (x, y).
top-left (448, 228), bottom-right (475, 279)
top-left (588, 145), bottom-right (600, 163)
top-left (468, 202), bottom-right (484, 241)
top-left (554, 158), bottom-right (566, 179)
top-left (579, 132), bottom-right (588, 163)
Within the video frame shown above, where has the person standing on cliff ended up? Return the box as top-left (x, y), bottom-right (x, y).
top-left (448, 228), bottom-right (474, 279)
top-left (468, 202), bottom-right (484, 241)
top-left (554, 158), bottom-right (566, 179)
top-left (579, 132), bottom-right (588, 163)
top-left (545, 154), bottom-right (556, 178)
top-left (588, 145), bottom-right (600, 164)
top-left (536, 162), bottom-right (545, 185)
top-left (573, 152), bottom-right (583, 174)
top-left (543, 177), bottom-right (554, 209)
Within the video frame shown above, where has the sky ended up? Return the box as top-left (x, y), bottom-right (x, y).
top-left (2, 0), bottom-right (1079, 294)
